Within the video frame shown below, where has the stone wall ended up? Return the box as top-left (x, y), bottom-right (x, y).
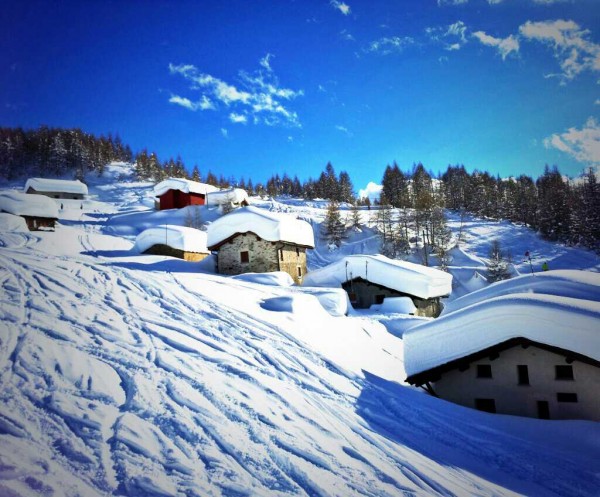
top-left (144, 244), bottom-right (209, 262)
top-left (217, 234), bottom-right (279, 276)
top-left (432, 344), bottom-right (600, 421)
top-left (341, 278), bottom-right (442, 317)
top-left (216, 234), bottom-right (308, 284)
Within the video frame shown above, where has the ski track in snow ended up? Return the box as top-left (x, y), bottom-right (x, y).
top-left (0, 172), bottom-right (599, 496)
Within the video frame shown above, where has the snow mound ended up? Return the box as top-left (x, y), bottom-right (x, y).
top-left (0, 190), bottom-right (59, 218)
top-left (134, 225), bottom-right (209, 253)
top-left (207, 187), bottom-right (249, 206)
top-left (260, 294), bottom-right (330, 318)
top-left (231, 271), bottom-right (294, 286)
top-left (443, 270), bottom-right (600, 315)
top-left (303, 254), bottom-right (452, 299)
top-left (405, 292), bottom-right (600, 377)
top-left (207, 205), bottom-right (315, 248)
top-left (296, 287), bottom-right (349, 316)
top-left (153, 177), bottom-right (219, 197)
top-left (24, 177), bottom-right (88, 195)
top-left (0, 213), bottom-right (28, 232)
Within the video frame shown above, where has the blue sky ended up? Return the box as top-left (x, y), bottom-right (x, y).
top-left (2, 0), bottom-right (599, 191)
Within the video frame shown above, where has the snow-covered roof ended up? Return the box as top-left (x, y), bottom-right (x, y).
top-left (134, 225), bottom-right (209, 254)
top-left (24, 177), bottom-right (88, 195)
top-left (207, 205), bottom-right (315, 249)
top-left (404, 290), bottom-right (600, 378)
top-left (0, 190), bottom-right (59, 219)
top-left (153, 178), bottom-right (219, 197)
top-left (302, 255), bottom-right (452, 299)
top-left (206, 188), bottom-right (249, 206)
top-left (0, 212), bottom-right (29, 232)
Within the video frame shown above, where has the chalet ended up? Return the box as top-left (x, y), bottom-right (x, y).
top-left (0, 191), bottom-right (59, 231)
top-left (302, 254), bottom-right (452, 317)
top-left (154, 178), bottom-right (219, 210)
top-left (404, 293), bottom-right (600, 421)
top-left (134, 225), bottom-right (210, 262)
top-left (24, 177), bottom-right (88, 200)
top-left (207, 206), bottom-right (315, 284)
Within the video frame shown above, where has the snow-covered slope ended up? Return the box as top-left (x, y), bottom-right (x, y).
top-left (1, 164), bottom-right (599, 497)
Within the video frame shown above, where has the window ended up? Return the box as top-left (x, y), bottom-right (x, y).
top-left (477, 365), bottom-right (492, 378)
top-left (557, 392), bottom-right (578, 403)
top-left (555, 365), bottom-right (574, 380)
top-left (296, 247), bottom-right (300, 257)
top-left (297, 266), bottom-right (302, 278)
top-left (475, 398), bottom-right (496, 413)
top-left (240, 251), bottom-right (249, 263)
top-left (537, 401), bottom-right (550, 420)
top-left (517, 365), bottom-right (529, 385)
top-left (279, 249), bottom-right (284, 261)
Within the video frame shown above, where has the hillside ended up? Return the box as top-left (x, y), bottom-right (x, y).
top-left (0, 164), bottom-right (599, 497)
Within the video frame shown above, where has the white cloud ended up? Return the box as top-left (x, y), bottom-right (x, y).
top-left (519, 20), bottom-right (600, 81)
top-left (426, 20), bottom-right (469, 51)
top-left (437, 0), bottom-right (469, 5)
top-left (330, 0), bottom-right (351, 15)
top-left (544, 117), bottom-right (600, 164)
top-left (532, 0), bottom-right (569, 4)
top-left (168, 57), bottom-right (303, 127)
top-left (168, 94), bottom-right (215, 111)
top-left (473, 31), bottom-right (520, 59)
top-left (340, 29), bottom-right (355, 41)
top-left (221, 128), bottom-right (228, 138)
top-left (365, 36), bottom-right (414, 55)
top-left (335, 125), bottom-right (353, 136)
top-left (595, 99), bottom-right (600, 105)
top-left (229, 113), bottom-right (248, 124)
top-left (358, 182), bottom-right (383, 202)
top-left (487, 0), bottom-right (504, 4)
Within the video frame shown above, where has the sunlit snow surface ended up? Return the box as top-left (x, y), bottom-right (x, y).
top-left (0, 163), bottom-right (599, 497)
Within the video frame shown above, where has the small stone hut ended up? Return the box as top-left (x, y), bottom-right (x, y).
top-left (302, 254), bottom-right (452, 317)
top-left (134, 225), bottom-right (210, 262)
top-left (207, 206), bottom-right (314, 284)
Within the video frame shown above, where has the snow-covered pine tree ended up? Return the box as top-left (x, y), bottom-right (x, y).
top-left (487, 239), bottom-right (511, 282)
top-left (322, 200), bottom-right (345, 248)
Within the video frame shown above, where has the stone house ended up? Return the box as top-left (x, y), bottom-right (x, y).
top-left (404, 292), bottom-right (600, 421)
top-left (207, 206), bottom-right (314, 284)
top-left (302, 255), bottom-right (452, 317)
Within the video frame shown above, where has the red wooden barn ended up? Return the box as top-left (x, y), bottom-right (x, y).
top-left (153, 178), bottom-right (219, 210)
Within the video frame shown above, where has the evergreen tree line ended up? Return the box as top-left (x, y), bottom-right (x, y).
top-left (0, 126), bottom-right (133, 179)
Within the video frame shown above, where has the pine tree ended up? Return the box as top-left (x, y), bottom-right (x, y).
top-left (487, 239), bottom-right (511, 282)
top-left (322, 200), bottom-right (345, 248)
top-left (349, 203), bottom-right (362, 230)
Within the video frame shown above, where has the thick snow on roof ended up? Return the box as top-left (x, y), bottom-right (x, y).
top-left (302, 254), bottom-right (452, 299)
top-left (0, 212), bottom-right (29, 232)
top-left (0, 190), bottom-right (59, 218)
top-left (404, 283), bottom-right (600, 377)
top-left (24, 177), bottom-right (88, 195)
top-left (153, 178), bottom-right (219, 197)
top-left (206, 188), bottom-right (249, 206)
top-left (443, 270), bottom-right (600, 315)
top-left (207, 205), bottom-right (315, 248)
top-left (134, 225), bottom-right (209, 253)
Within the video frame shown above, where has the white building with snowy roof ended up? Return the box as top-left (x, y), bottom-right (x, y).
top-left (207, 206), bottom-right (315, 284)
top-left (302, 254), bottom-right (452, 317)
top-left (25, 177), bottom-right (88, 200)
top-left (404, 272), bottom-right (600, 421)
top-left (134, 225), bottom-right (210, 262)
top-left (0, 190), bottom-right (59, 230)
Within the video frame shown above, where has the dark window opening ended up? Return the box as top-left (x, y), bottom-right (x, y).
top-left (557, 392), bottom-right (578, 403)
top-left (297, 266), bottom-right (302, 278)
top-left (475, 398), bottom-right (496, 413)
top-left (279, 249), bottom-right (284, 261)
top-left (296, 247), bottom-right (300, 257)
top-left (555, 365), bottom-right (574, 380)
top-left (537, 401), bottom-right (550, 419)
top-left (477, 365), bottom-right (492, 378)
top-left (240, 251), bottom-right (249, 263)
top-left (517, 365), bottom-right (530, 385)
